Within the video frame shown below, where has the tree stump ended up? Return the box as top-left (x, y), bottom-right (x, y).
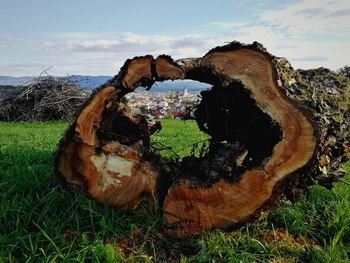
top-left (55, 42), bottom-right (350, 237)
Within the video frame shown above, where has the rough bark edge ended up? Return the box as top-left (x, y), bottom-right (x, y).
top-left (53, 41), bottom-right (349, 238)
top-left (162, 41), bottom-right (320, 236)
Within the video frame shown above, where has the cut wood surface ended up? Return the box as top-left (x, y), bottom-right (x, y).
top-left (55, 41), bottom-right (350, 237)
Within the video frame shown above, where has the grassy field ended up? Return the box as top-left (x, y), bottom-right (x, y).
top-left (0, 120), bottom-right (350, 262)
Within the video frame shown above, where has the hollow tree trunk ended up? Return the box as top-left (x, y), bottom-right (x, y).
top-left (55, 42), bottom-right (350, 237)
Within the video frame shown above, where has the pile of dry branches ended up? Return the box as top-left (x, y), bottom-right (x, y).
top-left (0, 76), bottom-right (89, 122)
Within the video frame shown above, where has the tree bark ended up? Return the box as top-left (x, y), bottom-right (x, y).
top-left (55, 41), bottom-right (350, 237)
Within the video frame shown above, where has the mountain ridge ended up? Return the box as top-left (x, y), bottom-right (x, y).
top-left (0, 75), bottom-right (211, 91)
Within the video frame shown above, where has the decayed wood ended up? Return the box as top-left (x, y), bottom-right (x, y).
top-left (163, 45), bottom-right (318, 235)
top-left (56, 57), bottom-right (162, 212)
top-left (55, 41), bottom-right (350, 237)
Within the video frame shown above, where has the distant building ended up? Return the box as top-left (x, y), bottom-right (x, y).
top-left (183, 88), bottom-right (188, 97)
top-left (158, 101), bottom-right (168, 108)
top-left (151, 110), bottom-right (164, 119)
top-left (172, 112), bottom-right (183, 119)
top-left (130, 108), bottom-right (142, 115)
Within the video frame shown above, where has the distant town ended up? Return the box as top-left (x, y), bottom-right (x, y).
top-left (0, 75), bottom-right (211, 119)
top-left (126, 88), bottom-right (201, 119)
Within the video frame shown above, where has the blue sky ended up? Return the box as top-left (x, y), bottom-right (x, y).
top-left (0, 0), bottom-right (349, 76)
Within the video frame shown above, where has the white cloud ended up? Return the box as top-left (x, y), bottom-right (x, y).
top-left (2, 0), bottom-right (350, 76)
top-left (275, 40), bottom-right (349, 69)
top-left (41, 32), bottom-right (236, 67)
top-left (293, 56), bottom-right (327, 62)
top-left (208, 0), bottom-right (350, 70)
top-left (43, 32), bottom-right (229, 57)
top-left (260, 0), bottom-right (350, 36)
top-left (233, 26), bottom-right (284, 44)
top-left (0, 32), bottom-right (25, 42)
top-left (1, 32), bottom-right (235, 76)
top-left (67, 31), bottom-right (349, 72)
top-left (2, 27), bottom-right (349, 76)
top-left (209, 21), bottom-right (250, 29)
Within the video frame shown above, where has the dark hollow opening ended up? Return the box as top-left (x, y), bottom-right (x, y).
top-left (194, 81), bottom-right (283, 168)
top-left (168, 81), bottom-right (283, 190)
top-left (96, 78), bottom-right (283, 205)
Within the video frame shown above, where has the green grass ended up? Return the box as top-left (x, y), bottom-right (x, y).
top-left (151, 119), bottom-right (210, 159)
top-left (0, 120), bottom-right (350, 262)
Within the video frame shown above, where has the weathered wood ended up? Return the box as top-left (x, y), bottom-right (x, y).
top-left (55, 41), bottom-right (350, 237)
top-left (163, 44), bottom-right (318, 236)
top-left (56, 57), bottom-right (162, 212)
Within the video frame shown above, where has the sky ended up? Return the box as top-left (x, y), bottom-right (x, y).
top-left (0, 0), bottom-right (349, 76)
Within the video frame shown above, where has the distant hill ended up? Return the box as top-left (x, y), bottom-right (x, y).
top-left (0, 75), bottom-right (111, 89)
top-left (66, 75), bottom-right (111, 89)
top-left (0, 76), bottom-right (35, 86)
top-left (0, 85), bottom-right (24, 101)
top-left (0, 75), bottom-right (211, 91)
top-left (145, 79), bottom-right (211, 92)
